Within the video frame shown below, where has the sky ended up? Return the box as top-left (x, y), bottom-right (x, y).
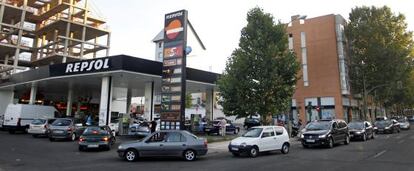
top-left (93, 0), bottom-right (414, 73)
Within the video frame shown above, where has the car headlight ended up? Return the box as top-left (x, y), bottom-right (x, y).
top-left (318, 134), bottom-right (327, 138)
top-left (118, 145), bottom-right (124, 150)
top-left (240, 142), bottom-right (247, 147)
top-left (355, 131), bottom-right (361, 134)
top-left (300, 134), bottom-right (304, 138)
top-left (385, 126), bottom-right (391, 129)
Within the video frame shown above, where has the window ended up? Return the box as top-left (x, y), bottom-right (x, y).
top-left (332, 122), bottom-right (338, 129)
top-left (288, 34), bottom-right (293, 50)
top-left (301, 32), bottom-right (309, 86)
top-left (166, 132), bottom-right (185, 142)
top-left (148, 132), bottom-right (167, 142)
top-left (275, 127), bottom-right (284, 136)
top-left (262, 128), bottom-right (274, 138)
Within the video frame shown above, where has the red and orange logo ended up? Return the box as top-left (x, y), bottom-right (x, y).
top-left (165, 19), bottom-right (184, 40)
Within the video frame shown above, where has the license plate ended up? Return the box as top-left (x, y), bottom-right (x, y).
top-left (231, 147), bottom-right (238, 151)
top-left (205, 129), bottom-right (210, 131)
top-left (378, 129), bottom-right (383, 131)
top-left (88, 144), bottom-right (99, 148)
top-left (306, 139), bottom-right (315, 143)
top-left (54, 130), bottom-right (63, 133)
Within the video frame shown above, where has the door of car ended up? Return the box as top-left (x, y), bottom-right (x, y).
top-left (258, 127), bottom-right (277, 151)
top-left (331, 122), bottom-right (340, 142)
top-left (163, 132), bottom-right (187, 156)
top-left (141, 132), bottom-right (167, 157)
top-left (273, 127), bottom-right (285, 150)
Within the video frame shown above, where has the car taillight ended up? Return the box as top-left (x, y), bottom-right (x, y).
top-left (67, 127), bottom-right (72, 131)
top-left (102, 137), bottom-right (109, 141)
top-left (79, 137), bottom-right (85, 142)
top-left (204, 140), bottom-right (208, 148)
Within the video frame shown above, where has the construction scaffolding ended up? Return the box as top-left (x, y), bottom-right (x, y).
top-left (0, 0), bottom-right (110, 78)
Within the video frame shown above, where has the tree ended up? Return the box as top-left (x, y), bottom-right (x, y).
top-left (346, 6), bottom-right (414, 112)
top-left (217, 7), bottom-right (300, 125)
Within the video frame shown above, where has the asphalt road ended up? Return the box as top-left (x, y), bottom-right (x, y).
top-left (0, 128), bottom-right (414, 171)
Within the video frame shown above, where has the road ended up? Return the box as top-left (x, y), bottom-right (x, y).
top-left (0, 129), bottom-right (413, 171)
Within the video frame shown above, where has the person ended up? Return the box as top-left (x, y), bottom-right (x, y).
top-left (220, 118), bottom-right (227, 136)
top-left (150, 120), bottom-right (157, 133)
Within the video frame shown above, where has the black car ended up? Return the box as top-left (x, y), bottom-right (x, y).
top-left (408, 116), bottom-right (414, 123)
top-left (244, 118), bottom-right (261, 129)
top-left (375, 120), bottom-right (400, 134)
top-left (348, 121), bottom-right (375, 141)
top-left (78, 126), bottom-right (116, 151)
top-left (301, 119), bottom-right (350, 148)
top-left (203, 119), bottom-right (240, 135)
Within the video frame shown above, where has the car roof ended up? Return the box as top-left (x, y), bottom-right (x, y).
top-left (251, 125), bottom-right (285, 129)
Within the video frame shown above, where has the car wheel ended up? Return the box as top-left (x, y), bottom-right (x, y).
top-left (111, 137), bottom-right (116, 145)
top-left (344, 135), bottom-right (350, 145)
top-left (328, 137), bottom-right (334, 148)
top-left (71, 133), bottom-right (76, 141)
top-left (281, 143), bottom-right (289, 154)
top-left (371, 132), bottom-right (375, 139)
top-left (249, 146), bottom-right (259, 158)
top-left (78, 146), bottom-right (85, 151)
top-left (362, 133), bottom-right (367, 141)
top-left (183, 150), bottom-right (197, 161)
top-left (232, 152), bottom-right (240, 157)
top-left (8, 130), bottom-right (15, 134)
top-left (106, 145), bottom-right (111, 151)
top-left (49, 138), bottom-right (55, 142)
top-left (124, 149), bottom-right (138, 162)
top-left (397, 128), bottom-right (400, 133)
top-left (302, 144), bottom-right (309, 149)
top-left (32, 134), bottom-right (38, 138)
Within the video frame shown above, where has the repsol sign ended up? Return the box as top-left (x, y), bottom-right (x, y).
top-left (49, 58), bottom-right (112, 76)
top-left (65, 58), bottom-right (110, 73)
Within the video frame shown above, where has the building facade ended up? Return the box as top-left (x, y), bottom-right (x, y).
top-left (287, 14), bottom-right (358, 123)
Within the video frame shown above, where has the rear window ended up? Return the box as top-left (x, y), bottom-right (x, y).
top-left (83, 127), bottom-right (108, 135)
top-left (32, 119), bottom-right (46, 125)
top-left (52, 119), bottom-right (72, 126)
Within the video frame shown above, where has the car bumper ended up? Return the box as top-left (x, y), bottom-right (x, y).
top-left (376, 128), bottom-right (392, 134)
top-left (349, 133), bottom-right (364, 139)
top-left (301, 138), bottom-right (330, 146)
top-left (197, 149), bottom-right (208, 156)
top-left (117, 149), bottom-right (126, 158)
top-left (28, 129), bottom-right (47, 135)
top-left (400, 125), bottom-right (410, 129)
top-left (228, 145), bottom-right (253, 154)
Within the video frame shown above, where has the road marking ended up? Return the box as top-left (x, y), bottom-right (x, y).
top-left (373, 150), bottom-right (387, 158)
top-left (398, 140), bottom-right (405, 144)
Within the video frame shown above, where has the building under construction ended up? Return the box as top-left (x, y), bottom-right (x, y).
top-left (0, 0), bottom-right (110, 79)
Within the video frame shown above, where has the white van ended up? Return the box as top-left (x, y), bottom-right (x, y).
top-left (3, 104), bottom-right (57, 133)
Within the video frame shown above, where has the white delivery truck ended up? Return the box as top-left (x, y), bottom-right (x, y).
top-left (3, 104), bottom-right (57, 134)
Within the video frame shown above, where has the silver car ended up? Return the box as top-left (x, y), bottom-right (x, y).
top-left (28, 118), bottom-right (56, 137)
top-left (48, 118), bottom-right (77, 141)
top-left (117, 130), bottom-right (208, 161)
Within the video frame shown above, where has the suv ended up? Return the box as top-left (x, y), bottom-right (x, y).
top-left (301, 119), bottom-right (350, 148)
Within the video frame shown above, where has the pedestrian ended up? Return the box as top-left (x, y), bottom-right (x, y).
top-left (220, 118), bottom-right (227, 136)
top-left (151, 120), bottom-right (157, 133)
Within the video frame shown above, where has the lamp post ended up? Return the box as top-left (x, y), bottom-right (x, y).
top-left (286, 15), bottom-right (306, 137)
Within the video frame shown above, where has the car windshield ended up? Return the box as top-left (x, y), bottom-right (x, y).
top-left (83, 127), bottom-right (108, 135)
top-left (375, 120), bottom-right (391, 127)
top-left (242, 128), bottom-right (263, 137)
top-left (305, 121), bottom-right (331, 131)
top-left (32, 119), bottom-right (46, 125)
top-left (348, 122), bottom-right (364, 129)
top-left (52, 119), bottom-right (72, 126)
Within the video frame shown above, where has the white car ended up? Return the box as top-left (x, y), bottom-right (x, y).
top-left (228, 126), bottom-right (290, 157)
top-left (109, 119), bottom-right (119, 135)
top-left (28, 118), bottom-right (56, 137)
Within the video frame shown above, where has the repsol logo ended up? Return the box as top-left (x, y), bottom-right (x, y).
top-left (166, 11), bottom-right (183, 19)
top-left (65, 58), bottom-right (110, 73)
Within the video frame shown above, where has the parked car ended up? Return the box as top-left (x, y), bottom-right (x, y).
top-left (117, 130), bottom-right (208, 161)
top-left (244, 118), bottom-right (261, 129)
top-left (228, 126), bottom-right (290, 158)
top-left (348, 121), bottom-right (375, 141)
top-left (78, 126), bottom-right (116, 151)
top-left (3, 104), bottom-right (57, 134)
top-left (203, 119), bottom-right (240, 135)
top-left (375, 120), bottom-right (400, 134)
top-left (397, 117), bottom-right (410, 130)
top-left (48, 118), bottom-right (79, 141)
top-left (300, 119), bottom-right (350, 148)
top-left (128, 121), bottom-right (151, 137)
top-left (0, 114), bottom-right (4, 130)
top-left (28, 118), bottom-right (56, 137)
top-left (407, 115), bottom-right (414, 123)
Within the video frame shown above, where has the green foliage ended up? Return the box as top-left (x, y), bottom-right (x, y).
top-left (217, 7), bottom-right (300, 124)
top-left (346, 6), bottom-right (414, 108)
